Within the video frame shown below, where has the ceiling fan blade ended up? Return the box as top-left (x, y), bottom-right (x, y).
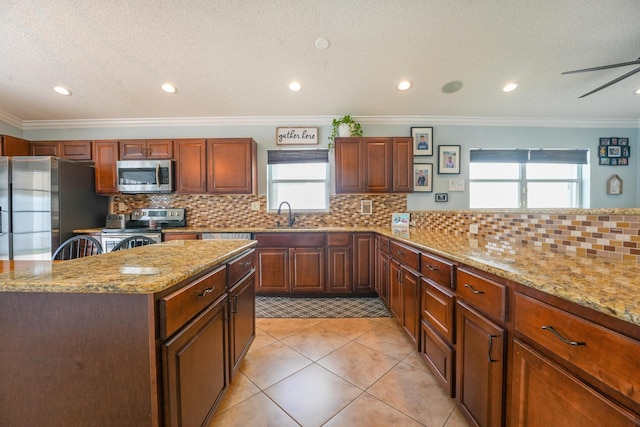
top-left (578, 65), bottom-right (640, 98)
top-left (562, 57), bottom-right (640, 75)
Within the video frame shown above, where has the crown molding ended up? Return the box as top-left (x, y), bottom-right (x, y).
top-left (14, 114), bottom-right (640, 131)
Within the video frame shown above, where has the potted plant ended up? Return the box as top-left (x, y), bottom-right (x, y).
top-left (328, 114), bottom-right (363, 150)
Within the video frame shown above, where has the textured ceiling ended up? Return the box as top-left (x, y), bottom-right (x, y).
top-left (0, 0), bottom-right (639, 125)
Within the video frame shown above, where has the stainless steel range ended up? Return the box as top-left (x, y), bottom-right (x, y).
top-left (101, 208), bottom-right (186, 252)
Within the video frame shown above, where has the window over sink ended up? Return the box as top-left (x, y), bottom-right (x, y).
top-left (267, 149), bottom-right (330, 212)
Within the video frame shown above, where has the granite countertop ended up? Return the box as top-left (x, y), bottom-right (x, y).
top-left (0, 240), bottom-right (256, 294)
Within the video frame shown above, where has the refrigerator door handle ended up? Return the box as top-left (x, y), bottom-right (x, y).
top-left (0, 206), bottom-right (3, 234)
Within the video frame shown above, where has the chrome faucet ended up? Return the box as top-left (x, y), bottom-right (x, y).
top-left (277, 201), bottom-right (295, 227)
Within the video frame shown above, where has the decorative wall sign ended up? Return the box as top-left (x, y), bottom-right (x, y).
top-left (598, 137), bottom-right (630, 166)
top-left (448, 178), bottom-right (465, 191)
top-left (411, 127), bottom-right (433, 156)
top-left (361, 200), bottom-right (373, 214)
top-left (607, 174), bottom-right (623, 195)
top-left (438, 145), bottom-right (461, 174)
top-left (435, 193), bottom-right (448, 202)
top-left (276, 127), bottom-right (318, 145)
top-left (413, 163), bottom-right (433, 192)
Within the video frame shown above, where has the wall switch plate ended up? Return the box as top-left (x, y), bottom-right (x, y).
top-left (469, 224), bottom-right (479, 234)
top-left (250, 202), bottom-right (260, 210)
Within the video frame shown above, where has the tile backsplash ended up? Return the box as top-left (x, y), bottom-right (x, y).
top-left (113, 194), bottom-right (640, 262)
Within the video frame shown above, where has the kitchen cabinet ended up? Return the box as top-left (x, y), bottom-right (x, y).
top-left (207, 138), bottom-right (257, 194)
top-left (174, 138), bottom-right (207, 193)
top-left (94, 139), bottom-right (119, 194)
top-left (334, 137), bottom-right (413, 193)
top-left (163, 232), bottom-right (201, 241)
top-left (254, 233), bottom-right (326, 294)
top-left (1, 135), bottom-right (31, 156)
top-left (388, 240), bottom-right (421, 345)
top-left (456, 267), bottom-right (507, 427)
top-left (327, 233), bottom-right (351, 293)
top-left (227, 249), bottom-right (256, 378)
top-left (375, 235), bottom-right (390, 306)
top-left (119, 139), bottom-right (173, 160)
top-left (31, 140), bottom-right (92, 161)
top-left (352, 233), bottom-right (375, 293)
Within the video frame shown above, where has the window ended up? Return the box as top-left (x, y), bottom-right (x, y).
top-left (469, 149), bottom-right (588, 209)
top-left (267, 149), bottom-right (330, 212)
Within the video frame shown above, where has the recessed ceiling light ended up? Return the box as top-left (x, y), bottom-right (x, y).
top-left (161, 83), bottom-right (177, 94)
top-left (397, 80), bottom-right (412, 91)
top-left (635, 88), bottom-right (640, 95)
top-left (315, 37), bottom-right (330, 50)
top-left (289, 81), bottom-right (302, 92)
top-left (503, 83), bottom-right (518, 93)
top-left (53, 86), bottom-right (72, 96)
top-left (442, 80), bottom-right (463, 94)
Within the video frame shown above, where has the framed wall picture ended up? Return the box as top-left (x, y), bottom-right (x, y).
top-left (448, 178), bottom-right (465, 191)
top-left (438, 145), bottom-right (461, 174)
top-left (435, 193), bottom-right (448, 202)
top-left (411, 127), bottom-right (433, 156)
top-left (413, 163), bottom-right (433, 192)
top-left (598, 137), bottom-right (630, 166)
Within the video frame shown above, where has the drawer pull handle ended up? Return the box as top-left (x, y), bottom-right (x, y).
top-left (240, 261), bottom-right (252, 267)
top-left (425, 264), bottom-right (439, 271)
top-left (464, 283), bottom-right (484, 294)
top-left (198, 287), bottom-right (215, 297)
top-left (396, 250), bottom-right (404, 255)
top-left (488, 334), bottom-right (499, 362)
top-left (542, 326), bottom-right (586, 346)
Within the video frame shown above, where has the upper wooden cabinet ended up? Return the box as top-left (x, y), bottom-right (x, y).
top-left (1, 135), bottom-right (31, 156)
top-left (94, 140), bottom-right (119, 195)
top-left (119, 139), bottom-right (173, 160)
top-left (207, 138), bottom-right (257, 194)
top-left (335, 137), bottom-right (413, 193)
top-left (31, 140), bottom-right (92, 161)
top-left (175, 139), bottom-right (207, 193)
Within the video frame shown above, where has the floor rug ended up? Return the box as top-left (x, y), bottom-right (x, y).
top-left (255, 296), bottom-right (391, 318)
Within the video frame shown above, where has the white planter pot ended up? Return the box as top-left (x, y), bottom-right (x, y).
top-left (338, 123), bottom-right (352, 137)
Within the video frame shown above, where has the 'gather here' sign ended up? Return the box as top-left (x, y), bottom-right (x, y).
top-left (276, 127), bottom-right (318, 145)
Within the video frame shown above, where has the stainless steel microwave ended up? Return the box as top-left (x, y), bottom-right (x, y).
top-left (116, 160), bottom-right (173, 193)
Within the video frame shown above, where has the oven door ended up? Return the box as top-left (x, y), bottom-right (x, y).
top-left (101, 232), bottom-right (162, 253)
top-left (116, 160), bottom-right (173, 193)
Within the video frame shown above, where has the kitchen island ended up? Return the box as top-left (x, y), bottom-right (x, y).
top-left (0, 239), bottom-right (257, 427)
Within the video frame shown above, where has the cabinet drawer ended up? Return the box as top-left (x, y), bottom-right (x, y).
top-left (227, 249), bottom-right (255, 286)
top-left (255, 233), bottom-right (326, 248)
top-left (328, 233), bottom-right (351, 247)
top-left (422, 278), bottom-right (455, 343)
top-left (515, 293), bottom-right (640, 405)
top-left (421, 320), bottom-right (455, 397)
top-left (457, 268), bottom-right (507, 323)
top-left (389, 241), bottom-right (419, 271)
top-left (421, 252), bottom-right (455, 289)
top-left (160, 266), bottom-right (227, 339)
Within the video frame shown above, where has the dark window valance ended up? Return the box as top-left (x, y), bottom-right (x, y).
top-left (267, 149), bottom-right (329, 164)
top-left (470, 149), bottom-right (588, 165)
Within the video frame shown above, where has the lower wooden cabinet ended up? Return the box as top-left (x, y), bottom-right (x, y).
top-left (256, 247), bottom-right (289, 293)
top-left (290, 247), bottom-right (325, 292)
top-left (327, 233), bottom-right (351, 293)
top-left (376, 247), bottom-right (390, 306)
top-left (162, 296), bottom-right (229, 427)
top-left (510, 339), bottom-right (639, 427)
top-left (352, 233), bottom-right (375, 293)
top-left (456, 301), bottom-right (505, 427)
top-left (421, 320), bottom-right (455, 397)
top-left (228, 269), bottom-right (256, 378)
top-left (400, 265), bottom-right (420, 345)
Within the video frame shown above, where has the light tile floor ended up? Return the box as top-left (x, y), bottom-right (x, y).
top-left (208, 317), bottom-right (471, 427)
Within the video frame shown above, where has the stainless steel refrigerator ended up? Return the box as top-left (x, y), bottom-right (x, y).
top-left (0, 156), bottom-right (109, 260)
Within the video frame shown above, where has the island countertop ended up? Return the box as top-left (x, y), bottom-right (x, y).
top-left (0, 239), bottom-right (256, 294)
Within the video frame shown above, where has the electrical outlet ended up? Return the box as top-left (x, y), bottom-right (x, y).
top-left (250, 202), bottom-right (260, 211)
top-left (469, 224), bottom-right (479, 234)
top-left (118, 202), bottom-right (126, 211)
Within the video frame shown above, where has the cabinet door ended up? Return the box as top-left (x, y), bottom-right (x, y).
top-left (389, 259), bottom-right (402, 321)
top-left (60, 140), bottom-right (92, 160)
top-left (421, 320), bottom-right (455, 397)
top-left (362, 138), bottom-right (392, 192)
top-left (94, 140), bottom-right (119, 194)
top-left (119, 139), bottom-right (147, 160)
top-left (162, 298), bottom-right (228, 427)
top-left (2, 135), bottom-right (31, 156)
top-left (511, 340), bottom-right (639, 427)
top-left (327, 247), bottom-right (351, 293)
top-left (392, 137), bottom-right (413, 192)
top-left (422, 278), bottom-right (455, 344)
top-left (456, 301), bottom-right (505, 427)
top-left (229, 271), bottom-right (256, 378)
top-left (256, 248), bottom-right (289, 293)
top-left (353, 233), bottom-right (375, 293)
top-left (401, 266), bottom-right (420, 345)
top-left (147, 139), bottom-right (173, 159)
top-left (376, 249), bottom-right (390, 307)
top-left (31, 141), bottom-right (59, 156)
top-left (175, 139), bottom-right (207, 193)
top-left (207, 139), bottom-right (256, 194)
top-left (335, 137), bottom-right (363, 193)
top-left (290, 247), bottom-right (325, 292)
